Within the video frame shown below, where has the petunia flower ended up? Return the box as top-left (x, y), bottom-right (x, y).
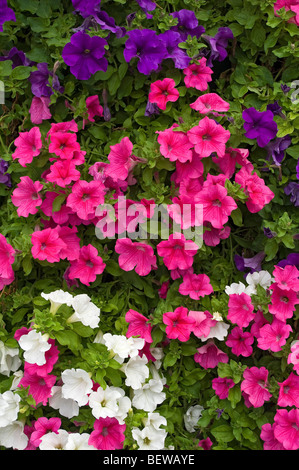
top-left (88, 417), bottom-right (126, 450)
top-left (29, 97), bottom-right (52, 124)
top-left (277, 372), bottom-right (299, 408)
top-left (62, 31), bottom-right (108, 80)
top-left (240, 366), bottom-right (272, 408)
top-left (260, 423), bottom-right (286, 451)
top-left (66, 179), bottom-right (106, 220)
top-left (11, 176), bottom-right (43, 218)
top-left (225, 326), bottom-right (254, 357)
top-left (242, 107), bottom-right (278, 147)
top-left (227, 292), bottom-right (255, 328)
top-left (85, 95), bottom-right (103, 122)
top-left (71, 0), bottom-right (101, 17)
top-left (183, 58), bottom-right (213, 91)
top-left (273, 408), bottom-right (299, 450)
top-left (170, 9), bottom-right (205, 41)
top-left (46, 160), bottom-right (81, 188)
top-left (18, 367), bottom-right (57, 406)
top-left (178, 272), bottom-right (213, 300)
top-left (68, 244), bottom-right (106, 286)
top-left (157, 233), bottom-right (198, 271)
top-left (203, 27), bottom-right (233, 66)
top-left (148, 78), bottom-right (179, 111)
top-left (163, 307), bottom-right (195, 342)
top-left (31, 227), bottom-right (67, 263)
top-left (156, 124), bottom-right (193, 163)
top-left (12, 127), bottom-right (43, 167)
top-left (284, 181), bottom-right (299, 207)
top-left (125, 309), bottom-right (153, 344)
top-left (123, 29), bottom-right (167, 75)
top-left (158, 30), bottom-right (191, 69)
top-left (195, 183), bottom-right (237, 229)
top-left (194, 340), bottom-right (229, 369)
top-left (29, 63), bottom-right (53, 98)
top-left (187, 116), bottom-right (231, 158)
top-left (0, 1), bottom-right (16, 32)
top-left (190, 93), bottom-right (230, 114)
top-left (212, 377), bottom-right (235, 399)
top-left (115, 238), bottom-right (157, 277)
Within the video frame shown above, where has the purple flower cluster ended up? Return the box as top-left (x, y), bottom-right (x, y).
top-left (202, 27), bottom-right (234, 66)
top-left (0, 159), bottom-right (11, 188)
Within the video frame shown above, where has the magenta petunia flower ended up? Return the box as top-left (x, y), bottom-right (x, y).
top-left (18, 367), bottom-right (57, 406)
top-left (12, 127), bottom-right (43, 167)
top-left (227, 292), bottom-right (255, 328)
top-left (260, 423), bottom-right (286, 451)
top-left (188, 116), bottom-right (231, 159)
top-left (125, 309), bottom-right (153, 343)
top-left (11, 176), bottom-right (43, 218)
top-left (287, 341), bottom-right (299, 374)
top-left (115, 238), bottom-right (157, 277)
top-left (156, 125), bottom-right (193, 163)
top-left (157, 233), bottom-right (198, 271)
top-left (225, 326), bottom-right (254, 357)
top-left (235, 165), bottom-right (275, 213)
top-left (195, 183), bottom-right (237, 230)
top-left (183, 58), bottom-right (213, 91)
top-left (178, 272), bottom-right (213, 300)
top-left (66, 179), bottom-right (106, 220)
top-left (148, 78), bottom-right (179, 111)
top-left (194, 341), bottom-right (229, 369)
top-left (29, 97), bottom-right (52, 125)
top-left (274, 408), bottom-right (299, 450)
top-left (212, 377), bottom-right (235, 399)
top-left (62, 31), bottom-right (108, 80)
top-left (272, 264), bottom-right (299, 292)
top-left (105, 136), bottom-right (136, 182)
top-left (257, 318), bottom-right (292, 352)
top-left (31, 227), bottom-right (67, 263)
top-left (29, 417), bottom-right (61, 448)
top-left (203, 222), bottom-right (231, 247)
top-left (46, 160), bottom-right (81, 188)
top-left (190, 93), bottom-right (230, 115)
top-left (188, 310), bottom-right (216, 339)
top-left (171, 150), bottom-right (204, 184)
top-left (86, 95), bottom-right (103, 122)
top-left (49, 132), bottom-right (81, 160)
top-left (56, 225), bottom-right (81, 262)
top-left (68, 244), bottom-right (106, 286)
top-left (268, 284), bottom-right (299, 321)
top-left (240, 366), bottom-right (272, 408)
top-left (163, 306), bottom-right (195, 342)
top-left (88, 417), bottom-right (126, 450)
top-left (212, 147), bottom-right (250, 179)
top-left (278, 372), bottom-right (299, 408)
top-left (0, 233), bottom-right (15, 280)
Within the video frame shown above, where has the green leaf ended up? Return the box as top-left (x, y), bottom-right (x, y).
top-left (211, 424), bottom-right (235, 443)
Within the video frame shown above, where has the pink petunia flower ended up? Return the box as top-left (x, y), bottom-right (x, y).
top-left (196, 183), bottom-right (237, 229)
top-left (190, 93), bottom-right (230, 114)
top-left (24, 339), bottom-right (59, 377)
top-left (188, 310), bottom-right (216, 338)
top-left (194, 340), bottom-right (229, 369)
top-left (274, 408), bottom-right (299, 450)
top-left (157, 233), bottom-right (198, 271)
top-left (187, 116), bottom-right (230, 158)
top-left (46, 159), bottom-right (81, 187)
top-left (167, 195), bottom-right (203, 230)
top-left (260, 423), bottom-right (286, 451)
top-left (31, 227), bottom-right (67, 263)
top-left (55, 225), bottom-right (81, 262)
top-left (66, 179), bottom-right (106, 220)
top-left (156, 125), bottom-right (193, 163)
top-left (12, 127), bottom-right (43, 167)
top-left (18, 366), bottom-right (57, 406)
top-left (277, 372), bottom-right (299, 408)
top-left (183, 58), bottom-right (213, 91)
top-left (115, 238), bottom-right (157, 277)
top-left (68, 244), bottom-right (106, 286)
top-left (148, 78), bottom-right (179, 111)
top-left (240, 366), bottom-right (272, 408)
top-left (225, 326), bottom-right (254, 357)
top-left (203, 222), bottom-right (231, 247)
top-left (88, 417), bottom-right (126, 450)
top-left (227, 292), bottom-right (255, 328)
top-left (212, 377), bottom-right (235, 399)
top-left (29, 97), bottom-right (52, 124)
top-left (198, 437), bottom-right (213, 450)
top-left (86, 95), bottom-right (103, 122)
top-left (47, 120), bottom-right (78, 140)
top-left (257, 318), bottom-right (292, 352)
top-left (48, 131), bottom-right (81, 159)
top-left (235, 165), bottom-right (274, 213)
top-left (250, 309), bottom-right (270, 339)
top-left (287, 340), bottom-right (299, 374)
top-left (104, 136), bottom-right (143, 182)
top-left (272, 264), bottom-right (299, 292)
top-left (0, 233), bottom-right (15, 281)
top-left (268, 284), bottom-right (299, 321)
top-left (171, 150), bottom-right (204, 184)
top-left (178, 272), bottom-right (213, 300)
top-left (29, 417), bottom-right (61, 447)
top-left (212, 147), bottom-right (250, 179)
top-left (163, 306), bottom-right (195, 342)
top-left (11, 176), bottom-right (43, 217)
top-left (125, 309), bottom-right (153, 344)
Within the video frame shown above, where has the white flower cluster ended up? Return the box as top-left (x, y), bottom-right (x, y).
top-left (225, 270), bottom-right (273, 297)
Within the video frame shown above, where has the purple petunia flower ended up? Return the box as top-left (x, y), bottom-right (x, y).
top-left (29, 63), bottom-right (53, 98)
top-left (242, 107), bottom-right (278, 148)
top-left (203, 27), bottom-right (233, 66)
top-left (266, 101), bottom-right (284, 117)
top-left (0, 47), bottom-right (34, 68)
top-left (123, 29), bottom-right (167, 75)
top-left (136, 0), bottom-right (156, 12)
top-left (0, 0), bottom-right (15, 32)
top-left (284, 182), bottom-right (299, 207)
top-left (144, 99), bottom-right (160, 117)
top-left (0, 159), bottom-right (11, 187)
top-left (264, 227), bottom-right (277, 239)
top-left (93, 10), bottom-right (126, 38)
top-left (234, 251), bottom-right (265, 274)
top-left (170, 9), bottom-right (205, 41)
top-left (277, 253), bottom-right (299, 269)
top-left (265, 135), bottom-right (292, 166)
top-left (62, 31), bottom-right (108, 80)
top-left (281, 83), bottom-right (291, 94)
top-left (159, 30), bottom-right (191, 69)
top-left (71, 0), bottom-right (101, 18)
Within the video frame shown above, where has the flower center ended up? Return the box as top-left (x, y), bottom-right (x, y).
top-left (202, 134), bottom-right (211, 141)
top-left (280, 296), bottom-right (289, 303)
top-left (212, 199), bottom-right (222, 207)
top-left (101, 426), bottom-right (109, 437)
top-left (39, 378), bottom-right (46, 386)
top-left (86, 261), bottom-right (94, 268)
top-left (41, 243), bottom-right (47, 250)
top-left (82, 193), bottom-right (90, 201)
top-left (84, 49), bottom-right (91, 55)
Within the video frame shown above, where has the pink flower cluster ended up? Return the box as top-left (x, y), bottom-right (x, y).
top-left (0, 233), bottom-right (15, 290)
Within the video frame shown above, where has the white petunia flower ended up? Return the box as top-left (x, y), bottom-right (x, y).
top-left (144, 412), bottom-right (167, 430)
top-left (49, 386), bottom-right (79, 419)
top-left (132, 425), bottom-right (167, 450)
top-left (0, 421), bottom-right (28, 450)
top-left (150, 347), bottom-right (164, 369)
top-left (225, 281), bottom-right (255, 296)
top-left (132, 378), bottom-right (166, 412)
top-left (88, 385), bottom-right (123, 419)
top-left (102, 333), bottom-right (132, 363)
top-left (0, 391), bottom-right (21, 427)
top-left (121, 354), bottom-right (149, 390)
top-left (39, 429), bottom-right (69, 450)
top-left (10, 370), bottom-right (24, 391)
top-left (68, 294), bottom-right (101, 329)
top-left (126, 337), bottom-right (145, 358)
top-left (65, 433), bottom-right (96, 450)
top-left (200, 311), bottom-right (230, 342)
top-left (246, 270), bottom-right (273, 294)
top-left (0, 340), bottom-right (21, 377)
top-left (18, 330), bottom-right (51, 366)
top-left (41, 290), bottom-right (73, 314)
top-left (61, 368), bottom-right (93, 407)
top-left (184, 405), bottom-right (204, 433)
